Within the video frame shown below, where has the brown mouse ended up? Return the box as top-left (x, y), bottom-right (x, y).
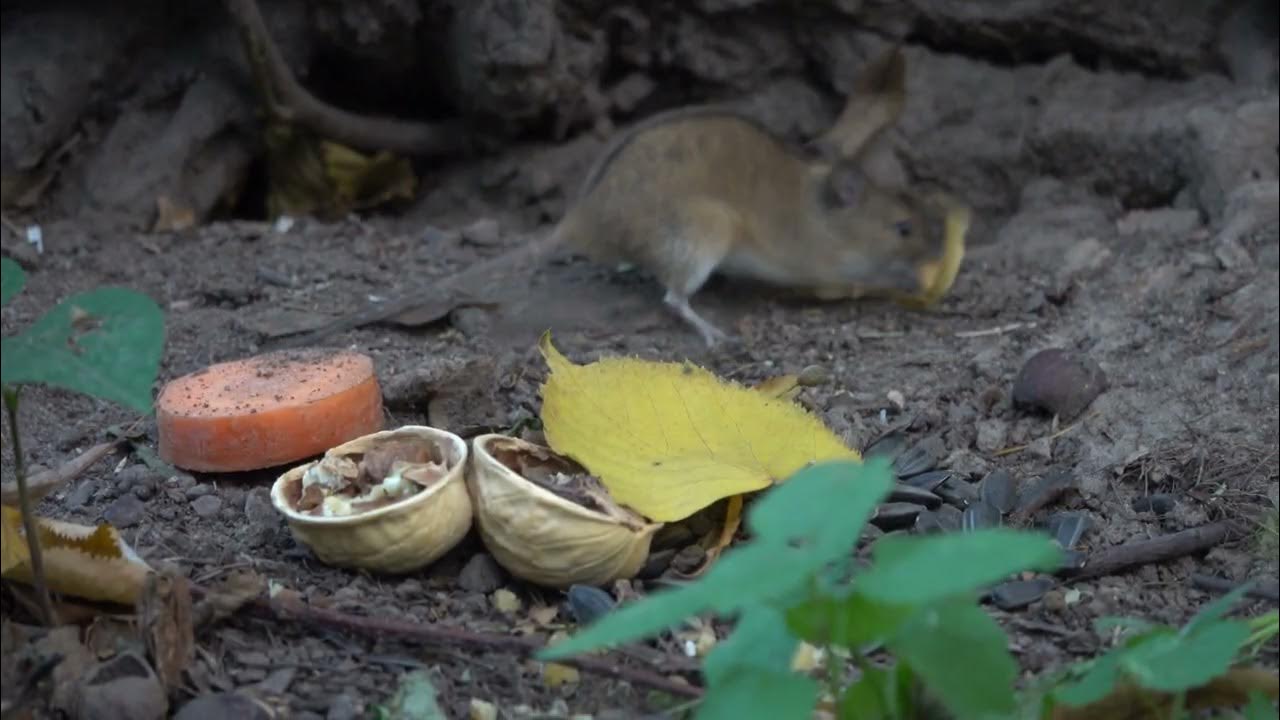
top-left (282, 48), bottom-right (968, 348)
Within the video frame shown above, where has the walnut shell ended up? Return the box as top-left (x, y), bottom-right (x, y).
top-left (270, 425), bottom-right (472, 574)
top-left (467, 434), bottom-right (662, 589)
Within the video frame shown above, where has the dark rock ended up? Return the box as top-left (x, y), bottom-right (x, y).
top-left (103, 494), bottom-right (146, 528)
top-left (1012, 348), bottom-right (1108, 421)
top-left (244, 489), bottom-right (278, 526)
top-left (989, 578), bottom-right (1054, 610)
top-left (191, 495), bottom-right (223, 518)
top-left (1131, 494), bottom-right (1178, 515)
top-left (65, 480), bottom-right (95, 509)
top-left (638, 549), bottom-right (675, 579)
top-left (184, 483), bottom-right (215, 500)
top-left (458, 553), bottom-right (506, 594)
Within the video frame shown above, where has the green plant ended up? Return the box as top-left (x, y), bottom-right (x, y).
top-left (1045, 585), bottom-right (1280, 719)
top-left (539, 458), bottom-right (1065, 720)
top-left (1, 257), bottom-right (164, 623)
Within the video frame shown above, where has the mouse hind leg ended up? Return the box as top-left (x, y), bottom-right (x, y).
top-left (646, 199), bottom-right (741, 347)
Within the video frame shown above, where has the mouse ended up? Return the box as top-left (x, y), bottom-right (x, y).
top-left (280, 47), bottom-right (970, 349)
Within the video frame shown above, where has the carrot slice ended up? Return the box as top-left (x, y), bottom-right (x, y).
top-left (156, 348), bottom-right (384, 472)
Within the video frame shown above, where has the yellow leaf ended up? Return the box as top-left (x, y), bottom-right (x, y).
top-left (536, 334), bottom-right (860, 522)
top-left (752, 374), bottom-right (801, 401)
top-left (0, 505), bottom-right (152, 605)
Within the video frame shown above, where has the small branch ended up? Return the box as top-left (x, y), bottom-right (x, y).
top-left (222, 0), bottom-right (470, 158)
top-left (1060, 522), bottom-right (1230, 581)
top-left (0, 439), bottom-right (124, 505)
top-left (1190, 574), bottom-right (1280, 603)
top-left (3, 386), bottom-right (57, 627)
top-left (201, 586), bottom-right (704, 700)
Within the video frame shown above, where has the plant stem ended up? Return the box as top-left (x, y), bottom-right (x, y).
top-left (3, 385), bottom-right (57, 626)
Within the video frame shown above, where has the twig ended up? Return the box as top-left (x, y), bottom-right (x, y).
top-left (1060, 522), bottom-right (1231, 581)
top-left (222, 0), bottom-right (469, 157)
top-left (198, 586), bottom-right (704, 699)
top-left (954, 322), bottom-right (1036, 339)
top-left (2, 386), bottom-right (57, 626)
top-left (994, 415), bottom-right (1090, 458)
top-left (0, 439), bottom-right (124, 505)
top-left (1190, 574), bottom-right (1280, 603)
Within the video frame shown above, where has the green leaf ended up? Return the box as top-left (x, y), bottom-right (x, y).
top-left (1181, 582), bottom-right (1251, 636)
top-left (1244, 690), bottom-right (1277, 720)
top-left (1, 258), bottom-right (24, 305)
top-left (1052, 652), bottom-right (1122, 707)
top-left (788, 591), bottom-right (914, 650)
top-left (0, 287), bottom-right (164, 414)
top-left (856, 529), bottom-right (1062, 604)
top-left (694, 668), bottom-right (818, 720)
top-left (887, 600), bottom-right (1018, 719)
top-left (541, 460), bottom-right (893, 662)
top-left (382, 670), bottom-right (447, 720)
top-left (838, 664), bottom-right (911, 720)
top-left (749, 457), bottom-right (893, 557)
top-left (703, 604), bottom-right (799, 686)
top-left (539, 541), bottom-right (812, 660)
top-left (1120, 619), bottom-right (1251, 692)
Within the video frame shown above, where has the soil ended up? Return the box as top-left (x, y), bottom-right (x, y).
top-left (2, 2), bottom-right (1279, 718)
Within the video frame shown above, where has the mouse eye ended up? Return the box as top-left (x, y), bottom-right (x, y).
top-left (894, 220), bottom-right (913, 238)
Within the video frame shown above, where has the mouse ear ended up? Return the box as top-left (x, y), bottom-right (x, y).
top-left (822, 163), bottom-right (865, 208)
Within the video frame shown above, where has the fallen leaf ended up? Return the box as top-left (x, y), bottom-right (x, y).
top-left (541, 662), bottom-right (580, 689)
top-left (137, 572), bottom-right (195, 691)
top-left (1, 506), bottom-right (151, 605)
top-left (536, 333), bottom-right (860, 522)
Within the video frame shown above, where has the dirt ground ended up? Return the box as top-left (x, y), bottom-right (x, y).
top-left (2, 13), bottom-right (1279, 720)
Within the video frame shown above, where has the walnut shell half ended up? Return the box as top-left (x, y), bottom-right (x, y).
top-left (467, 434), bottom-right (663, 589)
top-left (270, 425), bottom-right (472, 574)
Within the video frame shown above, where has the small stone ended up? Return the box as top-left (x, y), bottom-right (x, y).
top-left (1012, 348), bottom-right (1108, 422)
top-left (492, 589), bottom-right (522, 614)
top-left (326, 693), bottom-right (361, 720)
top-left (174, 692), bottom-right (270, 720)
top-left (104, 494), bottom-right (146, 528)
top-left (394, 579), bottom-right (424, 600)
top-left (332, 586), bottom-right (362, 605)
top-left (65, 481), bottom-right (95, 509)
top-left (243, 489), bottom-right (277, 525)
top-left (671, 544), bottom-right (707, 574)
top-left (470, 698), bottom-right (499, 720)
top-left (114, 465), bottom-right (154, 492)
top-left (168, 474), bottom-right (197, 491)
top-left (975, 419), bottom-right (1008, 453)
top-left (458, 553), bottom-right (506, 594)
top-left (191, 495), bottom-right (223, 518)
top-left (460, 218), bottom-right (501, 246)
top-left (223, 488), bottom-right (246, 510)
top-left (184, 483), bottom-right (214, 500)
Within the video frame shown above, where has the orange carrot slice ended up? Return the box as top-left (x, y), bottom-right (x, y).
top-left (156, 348), bottom-right (384, 472)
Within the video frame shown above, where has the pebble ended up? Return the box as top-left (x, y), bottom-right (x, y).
top-left (458, 554), bottom-right (506, 594)
top-left (174, 692), bottom-right (270, 720)
top-left (191, 495), bottom-right (223, 518)
top-left (975, 419), bottom-right (1008, 453)
top-left (65, 480), bottom-right (95, 508)
top-left (103, 494), bottom-right (146, 528)
top-left (326, 693), bottom-right (362, 720)
top-left (169, 474), bottom-right (198, 491)
top-left (460, 218), bottom-right (501, 246)
top-left (1012, 348), bottom-right (1108, 421)
top-left (114, 465), bottom-right (154, 492)
top-left (184, 483), bottom-right (215, 500)
top-left (244, 489), bottom-right (278, 525)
